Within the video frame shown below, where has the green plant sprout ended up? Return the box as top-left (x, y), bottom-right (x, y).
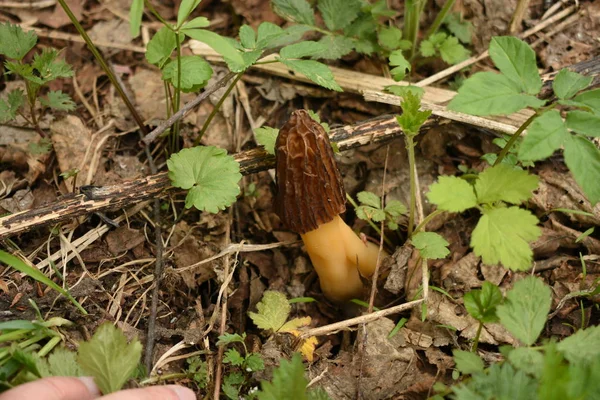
top-left (0, 23), bottom-right (75, 137)
top-left (216, 332), bottom-right (265, 399)
top-left (449, 36), bottom-right (600, 205)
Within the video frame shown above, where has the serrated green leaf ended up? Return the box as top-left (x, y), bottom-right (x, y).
top-left (496, 276), bottom-right (551, 345)
top-left (269, 25), bottom-right (314, 48)
top-left (475, 164), bottom-right (538, 205)
top-left (451, 363), bottom-right (537, 400)
top-left (557, 325), bottom-right (600, 364)
top-left (245, 353), bottom-right (265, 372)
top-left (378, 26), bottom-right (403, 50)
top-left (278, 58), bottom-right (342, 91)
top-left (41, 347), bottom-right (82, 377)
top-left (77, 323), bottom-right (142, 394)
top-left (444, 13), bottom-right (472, 44)
top-left (177, 0), bottom-right (202, 27)
top-left (217, 332), bottom-right (246, 346)
top-left (223, 349), bottom-right (245, 366)
top-left (508, 347), bottom-right (544, 378)
top-left (344, 15), bottom-right (378, 54)
top-left (356, 205), bottom-right (384, 222)
top-left (439, 35), bottom-right (470, 65)
top-left (357, 191), bottom-right (381, 208)
top-left (256, 354), bottom-right (309, 400)
top-left (448, 72), bottom-right (545, 116)
top-left (223, 372), bottom-right (244, 400)
top-left (566, 110), bottom-right (600, 137)
top-left (248, 291), bottom-right (290, 332)
top-left (239, 25), bottom-right (256, 49)
top-left (570, 88), bottom-right (600, 115)
top-left (181, 16), bottom-right (210, 30)
top-left (564, 135), bottom-right (600, 205)
top-left (29, 48), bottom-right (73, 84)
top-left (41, 90), bottom-right (75, 111)
top-left (0, 23), bottom-right (37, 60)
top-left (411, 232), bottom-right (449, 259)
top-left (129, 0), bottom-right (144, 38)
top-left (254, 126), bottom-right (279, 155)
top-left (272, 0), bottom-right (315, 26)
top-left (182, 29), bottom-right (246, 72)
top-left (167, 146), bottom-right (242, 213)
top-left (396, 91), bottom-right (432, 135)
top-left (471, 207), bottom-right (540, 270)
top-left (553, 68), bottom-right (593, 100)
top-left (384, 200), bottom-right (407, 217)
top-left (256, 22), bottom-right (286, 49)
top-left (313, 35), bottom-right (354, 59)
top-left (464, 281), bottom-right (502, 323)
top-left (453, 350), bottom-right (484, 375)
top-left (145, 27), bottom-right (177, 67)
top-left (489, 36), bottom-right (541, 95)
top-left (0, 89), bottom-right (25, 122)
top-left (162, 56), bottom-right (213, 91)
top-left (318, 0), bottom-right (361, 31)
top-left (384, 84), bottom-right (424, 99)
top-left (388, 49), bottom-right (410, 81)
top-left (518, 110), bottom-right (570, 161)
top-left (280, 41), bottom-right (328, 59)
top-left (427, 175), bottom-right (477, 212)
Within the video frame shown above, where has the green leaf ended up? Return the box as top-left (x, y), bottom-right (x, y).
top-left (318, 0), bottom-right (361, 31)
top-left (411, 232), bottom-right (449, 260)
top-left (248, 291), bottom-right (291, 332)
top-left (0, 22), bottom-right (37, 60)
top-left (162, 56), bottom-right (213, 91)
top-left (145, 27), bottom-right (177, 67)
top-left (222, 372), bottom-right (244, 399)
top-left (223, 349), bottom-right (245, 366)
top-left (272, 0), bottom-right (315, 26)
top-left (356, 205), bottom-right (385, 222)
top-left (29, 48), bottom-right (73, 84)
top-left (254, 127), bottom-right (279, 155)
top-left (475, 164), bottom-right (538, 205)
top-left (420, 32), bottom-right (445, 57)
top-left (270, 25), bottom-right (314, 48)
top-left (464, 281), bottom-right (502, 323)
top-left (451, 363), bottom-right (537, 400)
top-left (566, 110), bottom-right (600, 137)
top-left (378, 26), bottom-right (403, 50)
top-left (496, 276), bottom-right (551, 345)
top-left (245, 353), bottom-right (265, 372)
top-left (570, 88), bottom-right (600, 115)
top-left (313, 35), bottom-right (354, 59)
top-left (384, 200), bottom-right (407, 217)
top-left (388, 49), bottom-right (410, 81)
top-left (507, 347), bottom-right (544, 377)
top-left (278, 58), bottom-right (342, 91)
top-left (357, 191), bottom-right (381, 208)
top-left (438, 35), bottom-right (470, 65)
top-left (427, 175), bottom-right (477, 212)
top-left (453, 350), bottom-right (484, 375)
top-left (471, 207), bottom-right (540, 271)
top-left (0, 250), bottom-right (86, 314)
top-left (256, 22), bottom-right (286, 49)
top-left (553, 69), bottom-right (593, 100)
top-left (280, 41), bottom-right (328, 59)
top-left (557, 325), bottom-right (600, 364)
top-left (177, 0), bottom-right (202, 27)
top-left (181, 16), bottom-right (210, 30)
top-left (0, 89), bottom-right (25, 123)
top-left (129, 0), bottom-right (144, 38)
top-left (518, 110), bottom-right (570, 161)
top-left (395, 91), bottom-right (432, 135)
top-left (489, 36), bottom-right (541, 95)
top-left (256, 354), bottom-right (310, 400)
top-left (448, 72), bottom-right (545, 116)
top-left (40, 90), bottom-right (75, 111)
top-left (564, 135), bottom-right (600, 205)
top-left (167, 146), bottom-right (242, 213)
top-left (239, 25), bottom-right (256, 50)
top-left (444, 13), bottom-right (472, 44)
top-left (40, 347), bottom-right (82, 377)
top-left (217, 333), bottom-right (246, 346)
top-left (77, 323), bottom-right (142, 394)
top-left (384, 85), bottom-right (424, 99)
top-left (182, 29), bottom-right (246, 72)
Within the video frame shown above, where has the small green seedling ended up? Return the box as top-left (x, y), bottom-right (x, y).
top-left (217, 332), bottom-right (265, 399)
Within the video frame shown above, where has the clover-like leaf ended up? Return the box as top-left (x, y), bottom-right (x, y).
top-left (427, 175), bottom-right (477, 212)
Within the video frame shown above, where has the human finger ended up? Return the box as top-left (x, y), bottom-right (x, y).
top-left (0, 376), bottom-right (99, 400)
top-left (100, 385), bottom-right (195, 400)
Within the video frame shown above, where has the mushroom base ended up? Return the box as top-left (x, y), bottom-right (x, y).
top-left (301, 215), bottom-right (384, 302)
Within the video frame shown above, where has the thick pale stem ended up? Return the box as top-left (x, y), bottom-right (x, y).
top-left (301, 216), bottom-right (383, 302)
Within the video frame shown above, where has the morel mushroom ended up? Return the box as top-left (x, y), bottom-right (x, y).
top-left (274, 110), bottom-right (382, 302)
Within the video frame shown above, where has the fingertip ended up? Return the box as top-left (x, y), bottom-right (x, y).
top-left (166, 385), bottom-right (196, 400)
